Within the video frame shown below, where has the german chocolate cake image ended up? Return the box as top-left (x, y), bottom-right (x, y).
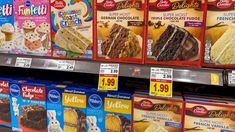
top-left (211, 26), bottom-right (235, 64)
top-left (152, 24), bottom-right (199, 61)
top-left (105, 114), bottom-right (131, 132)
top-left (101, 24), bottom-right (141, 58)
top-left (20, 104), bottom-right (46, 130)
top-left (64, 108), bottom-right (86, 132)
top-left (55, 27), bottom-right (92, 54)
top-left (0, 98), bottom-right (10, 122)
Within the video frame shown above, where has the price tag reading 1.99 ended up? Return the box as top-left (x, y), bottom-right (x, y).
top-left (98, 64), bottom-right (119, 91)
top-left (149, 67), bottom-right (173, 97)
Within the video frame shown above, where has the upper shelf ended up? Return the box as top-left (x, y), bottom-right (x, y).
top-left (0, 54), bottom-right (224, 86)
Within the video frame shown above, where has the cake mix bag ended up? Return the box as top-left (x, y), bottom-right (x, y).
top-left (184, 96), bottom-right (235, 132)
top-left (13, 0), bottom-right (51, 56)
top-left (203, 0), bottom-right (235, 68)
top-left (95, 0), bottom-right (147, 64)
top-left (145, 0), bottom-right (206, 67)
top-left (9, 80), bottom-right (47, 132)
top-left (133, 94), bottom-right (184, 132)
top-left (51, 0), bottom-right (93, 59)
top-left (0, 78), bottom-right (11, 128)
top-left (0, 0), bottom-right (15, 53)
top-left (46, 85), bottom-right (87, 132)
top-left (87, 91), bottom-right (132, 131)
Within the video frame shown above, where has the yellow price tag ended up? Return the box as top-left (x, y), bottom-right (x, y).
top-left (211, 73), bottom-right (219, 85)
top-left (150, 81), bottom-right (172, 97)
top-left (98, 76), bottom-right (118, 91)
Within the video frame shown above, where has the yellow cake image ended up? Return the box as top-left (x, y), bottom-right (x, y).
top-left (144, 122), bottom-right (168, 132)
top-left (106, 114), bottom-right (121, 132)
top-left (211, 26), bottom-right (235, 64)
top-left (1, 23), bottom-right (14, 41)
top-left (0, 32), bottom-right (5, 46)
top-left (205, 25), bottom-right (228, 45)
top-left (134, 121), bottom-right (151, 132)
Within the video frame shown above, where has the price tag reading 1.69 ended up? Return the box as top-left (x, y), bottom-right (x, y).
top-left (149, 67), bottom-right (173, 97)
top-left (98, 64), bottom-right (119, 91)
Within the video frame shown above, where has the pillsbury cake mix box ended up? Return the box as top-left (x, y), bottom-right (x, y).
top-left (0, 78), bottom-right (11, 128)
top-left (87, 91), bottom-right (132, 132)
top-left (51, 0), bottom-right (93, 59)
top-left (13, 0), bottom-right (51, 56)
top-left (9, 80), bottom-right (47, 132)
top-left (0, 0), bottom-right (15, 53)
top-left (46, 85), bottom-right (88, 132)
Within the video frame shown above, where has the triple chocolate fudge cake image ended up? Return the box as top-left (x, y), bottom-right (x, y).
top-left (64, 108), bottom-right (86, 132)
top-left (101, 24), bottom-right (141, 58)
top-left (152, 24), bottom-right (199, 61)
top-left (210, 26), bottom-right (235, 64)
top-left (105, 114), bottom-right (131, 132)
top-left (0, 98), bottom-right (11, 122)
top-left (20, 104), bottom-right (46, 130)
top-left (55, 27), bottom-right (92, 54)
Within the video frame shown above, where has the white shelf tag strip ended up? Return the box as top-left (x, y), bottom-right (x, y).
top-left (15, 57), bottom-right (32, 68)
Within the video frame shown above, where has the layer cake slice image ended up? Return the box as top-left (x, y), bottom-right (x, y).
top-left (152, 24), bottom-right (199, 61)
top-left (105, 114), bottom-right (131, 132)
top-left (55, 27), bottom-right (92, 54)
top-left (211, 26), bottom-right (235, 64)
top-left (0, 98), bottom-right (10, 122)
top-left (64, 108), bottom-right (86, 132)
top-left (101, 24), bottom-right (141, 58)
top-left (144, 122), bottom-right (168, 132)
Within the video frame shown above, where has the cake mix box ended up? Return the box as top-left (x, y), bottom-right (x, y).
top-left (9, 80), bottom-right (47, 132)
top-left (46, 85), bottom-right (87, 132)
top-left (13, 0), bottom-right (51, 56)
top-left (0, 0), bottom-right (15, 53)
top-left (133, 94), bottom-right (184, 132)
top-left (203, 0), bottom-right (235, 68)
top-left (51, 0), bottom-right (93, 59)
top-left (145, 0), bottom-right (206, 67)
top-left (184, 96), bottom-right (235, 132)
top-left (95, 0), bottom-right (147, 63)
top-left (87, 91), bottom-right (132, 131)
top-left (0, 78), bottom-right (11, 128)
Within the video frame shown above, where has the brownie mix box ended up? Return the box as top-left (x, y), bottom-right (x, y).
top-left (87, 91), bottom-right (132, 131)
top-left (46, 85), bottom-right (87, 132)
top-left (133, 94), bottom-right (184, 132)
top-left (13, 0), bottom-right (51, 56)
top-left (95, 0), bottom-right (147, 63)
top-left (203, 0), bottom-right (235, 68)
top-left (0, 0), bottom-right (15, 53)
top-left (0, 78), bottom-right (11, 128)
top-left (145, 0), bottom-right (206, 67)
top-left (184, 96), bottom-right (235, 132)
top-left (9, 80), bottom-right (47, 132)
top-left (51, 0), bottom-right (93, 59)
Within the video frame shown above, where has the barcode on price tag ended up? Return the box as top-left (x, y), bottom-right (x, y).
top-left (229, 71), bottom-right (235, 85)
top-left (57, 60), bottom-right (75, 71)
top-left (98, 63), bottom-right (119, 91)
top-left (15, 57), bottom-right (32, 68)
top-left (149, 67), bottom-right (173, 97)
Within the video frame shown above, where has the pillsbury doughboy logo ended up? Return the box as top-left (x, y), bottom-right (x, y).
top-left (10, 84), bottom-right (20, 97)
top-left (88, 94), bottom-right (102, 109)
top-left (48, 90), bottom-right (60, 103)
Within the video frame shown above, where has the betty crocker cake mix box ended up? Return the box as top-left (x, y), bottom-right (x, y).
top-left (95, 0), bottom-right (147, 64)
top-left (9, 80), bottom-right (47, 132)
top-left (145, 0), bottom-right (206, 67)
top-left (51, 0), bottom-right (93, 59)
top-left (13, 0), bottom-right (52, 56)
top-left (203, 0), bottom-right (235, 68)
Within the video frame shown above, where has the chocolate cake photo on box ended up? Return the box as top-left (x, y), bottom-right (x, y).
top-left (0, 98), bottom-right (11, 123)
top-left (20, 104), bottom-right (46, 130)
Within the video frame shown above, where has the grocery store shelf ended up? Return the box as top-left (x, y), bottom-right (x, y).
top-left (0, 54), bottom-right (224, 86)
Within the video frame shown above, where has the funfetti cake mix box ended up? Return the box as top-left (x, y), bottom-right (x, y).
top-left (145, 0), bottom-right (206, 67)
top-left (0, 0), bottom-right (15, 53)
top-left (95, 0), bottom-right (147, 64)
top-left (51, 0), bottom-right (93, 59)
top-left (184, 96), bottom-right (235, 132)
top-left (203, 0), bottom-right (235, 68)
top-left (13, 0), bottom-right (51, 56)
top-left (9, 80), bottom-right (47, 132)
top-left (0, 78), bottom-right (11, 128)
top-left (46, 85), bottom-right (87, 132)
top-left (87, 90), bottom-right (132, 132)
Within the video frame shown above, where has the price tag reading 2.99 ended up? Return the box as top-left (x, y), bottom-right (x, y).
top-left (150, 67), bottom-right (173, 97)
top-left (98, 64), bottom-right (119, 91)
